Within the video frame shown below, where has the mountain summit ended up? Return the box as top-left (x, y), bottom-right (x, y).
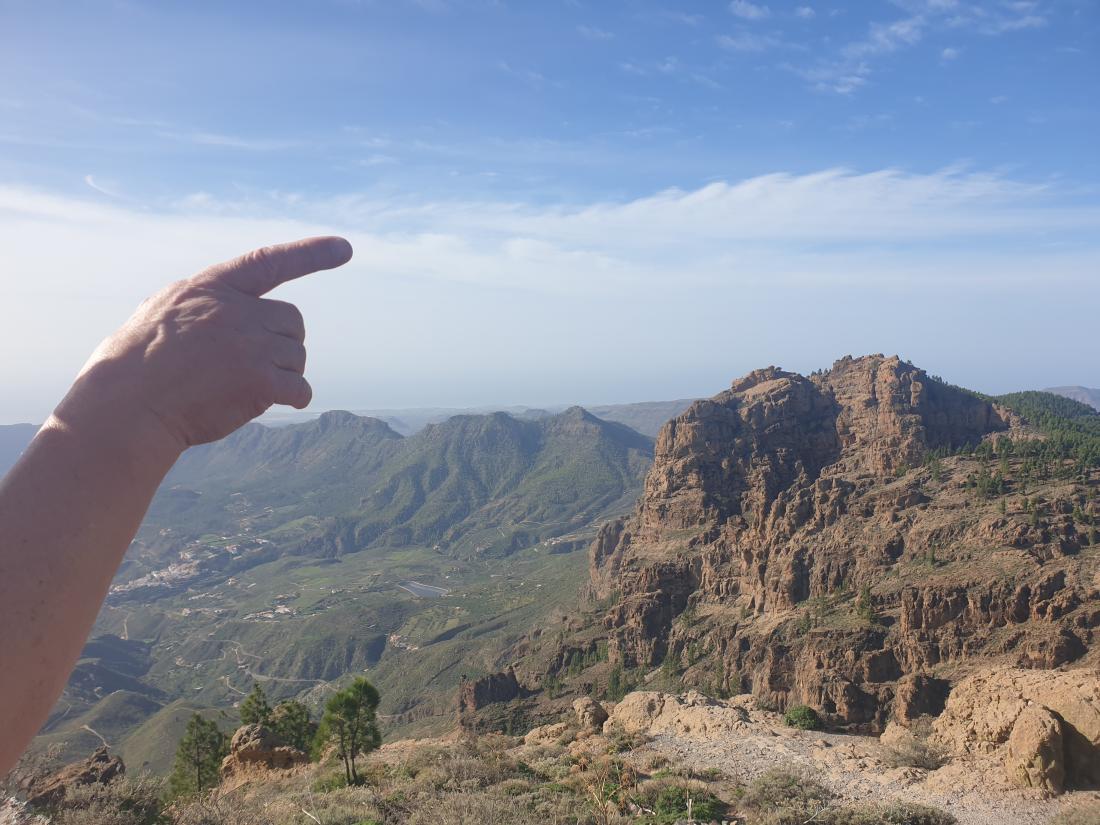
top-left (519, 355), bottom-right (1099, 735)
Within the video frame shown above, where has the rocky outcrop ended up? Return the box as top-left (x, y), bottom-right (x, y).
top-left (604, 691), bottom-right (756, 738)
top-left (932, 667), bottom-right (1100, 793)
top-left (20, 747), bottom-right (124, 808)
top-left (458, 667), bottom-right (522, 715)
top-left (1004, 705), bottom-right (1065, 793)
top-left (572, 696), bottom-right (609, 731)
top-left (579, 355), bottom-right (1098, 732)
top-left (892, 672), bottom-right (951, 724)
top-left (523, 721), bottom-right (570, 746)
top-left (220, 725), bottom-right (308, 777)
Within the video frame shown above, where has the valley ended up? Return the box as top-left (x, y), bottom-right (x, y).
top-left (14, 357), bottom-right (1100, 823)
top-left (29, 406), bottom-right (653, 772)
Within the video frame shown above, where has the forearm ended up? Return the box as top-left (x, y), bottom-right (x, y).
top-left (0, 235), bottom-right (349, 775)
top-left (0, 372), bottom-right (180, 774)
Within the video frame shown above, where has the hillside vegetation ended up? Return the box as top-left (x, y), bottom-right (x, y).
top-left (32, 407), bottom-right (654, 770)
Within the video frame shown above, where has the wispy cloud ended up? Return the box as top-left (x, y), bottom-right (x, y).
top-left (577, 24), bottom-right (614, 40)
top-left (790, 1), bottom-right (1051, 94)
top-left (650, 11), bottom-right (703, 26)
top-left (497, 61), bottom-right (556, 89)
top-left (2, 168), bottom-right (1097, 418)
top-left (157, 130), bottom-right (301, 151)
top-left (730, 0), bottom-right (770, 21)
top-left (794, 6), bottom-right (815, 19)
top-left (83, 175), bottom-right (125, 198)
top-left (717, 32), bottom-right (783, 52)
top-left (4, 168), bottom-right (1097, 301)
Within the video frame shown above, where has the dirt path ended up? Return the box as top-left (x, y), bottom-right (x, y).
top-left (648, 726), bottom-right (1092, 825)
top-left (80, 725), bottom-right (110, 749)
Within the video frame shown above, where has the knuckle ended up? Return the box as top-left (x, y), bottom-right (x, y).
top-left (247, 245), bottom-right (278, 278)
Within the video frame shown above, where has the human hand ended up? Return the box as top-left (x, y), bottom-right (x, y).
top-left (53, 236), bottom-right (353, 456)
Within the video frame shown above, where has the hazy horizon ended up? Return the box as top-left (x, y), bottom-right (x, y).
top-left (2, 1), bottom-right (1098, 423)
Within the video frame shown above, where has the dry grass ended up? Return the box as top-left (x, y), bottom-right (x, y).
top-left (880, 719), bottom-right (949, 771)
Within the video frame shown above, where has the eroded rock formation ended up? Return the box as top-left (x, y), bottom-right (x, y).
top-left (220, 724), bottom-right (308, 777)
top-left (579, 355), bottom-right (1098, 733)
top-left (932, 667), bottom-right (1100, 792)
top-left (20, 747), bottom-right (124, 808)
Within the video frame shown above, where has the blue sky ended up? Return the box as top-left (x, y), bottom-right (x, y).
top-left (0, 0), bottom-right (1098, 422)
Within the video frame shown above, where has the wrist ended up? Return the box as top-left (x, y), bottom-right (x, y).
top-left (47, 360), bottom-right (185, 478)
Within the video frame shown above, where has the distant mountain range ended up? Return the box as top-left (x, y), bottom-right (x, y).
top-left (1, 400), bottom-right (692, 481)
top-left (259, 398), bottom-right (695, 437)
top-left (1046, 385), bottom-right (1100, 412)
top-left (151, 405), bottom-right (654, 563)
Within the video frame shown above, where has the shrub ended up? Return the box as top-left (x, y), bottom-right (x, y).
top-left (738, 768), bottom-right (834, 825)
top-left (605, 724), bottom-right (650, 753)
top-left (783, 704), bottom-right (822, 730)
top-left (168, 790), bottom-right (270, 825)
top-left (881, 736), bottom-right (948, 770)
top-left (880, 719), bottom-right (948, 771)
top-left (820, 801), bottom-right (957, 825)
top-left (50, 775), bottom-right (167, 825)
top-left (634, 778), bottom-right (725, 823)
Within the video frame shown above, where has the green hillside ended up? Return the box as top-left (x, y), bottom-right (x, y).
top-left (995, 390), bottom-right (1100, 468)
top-left (138, 406), bottom-right (652, 569)
top-left (31, 407), bottom-right (653, 773)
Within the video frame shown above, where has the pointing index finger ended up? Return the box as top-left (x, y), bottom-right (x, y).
top-left (197, 236), bottom-right (353, 296)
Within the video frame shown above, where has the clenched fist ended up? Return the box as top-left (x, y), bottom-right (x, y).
top-left (55, 235), bottom-right (353, 454)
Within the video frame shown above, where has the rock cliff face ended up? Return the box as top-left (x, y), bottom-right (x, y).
top-left (583, 355), bottom-right (1099, 732)
top-left (458, 668), bottom-right (523, 716)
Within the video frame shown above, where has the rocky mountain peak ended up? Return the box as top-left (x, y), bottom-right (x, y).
top-left (636, 355), bottom-right (1006, 539)
top-left (574, 355), bottom-right (1098, 734)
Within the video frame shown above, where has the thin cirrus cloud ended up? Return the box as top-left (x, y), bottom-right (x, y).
top-left (155, 130), bottom-right (302, 151)
top-left (730, 1), bottom-right (770, 21)
top-left (0, 166), bottom-right (1097, 419)
top-left (790, 1), bottom-right (1050, 94)
top-left (577, 25), bottom-right (614, 40)
top-left (3, 167), bottom-right (1097, 296)
top-left (717, 32), bottom-right (784, 53)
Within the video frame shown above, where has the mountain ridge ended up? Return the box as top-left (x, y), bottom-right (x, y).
top-left (500, 354), bottom-right (1099, 738)
top-left (1047, 385), bottom-right (1100, 412)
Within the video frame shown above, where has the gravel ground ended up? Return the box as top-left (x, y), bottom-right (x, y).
top-left (647, 726), bottom-right (1099, 825)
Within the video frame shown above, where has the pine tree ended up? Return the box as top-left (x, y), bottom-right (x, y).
top-left (169, 714), bottom-right (226, 798)
top-left (856, 585), bottom-right (876, 622)
top-left (315, 678), bottom-right (381, 785)
top-left (272, 700), bottom-right (315, 752)
top-left (239, 682), bottom-right (272, 726)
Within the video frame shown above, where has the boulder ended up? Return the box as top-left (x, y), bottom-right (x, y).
top-left (523, 722), bottom-right (570, 746)
top-left (1004, 704), bottom-right (1065, 794)
top-left (21, 746), bottom-right (124, 808)
top-left (572, 696), bottom-right (609, 732)
top-left (604, 691), bottom-right (750, 739)
top-left (933, 667), bottom-right (1099, 790)
top-left (220, 724), bottom-right (308, 777)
